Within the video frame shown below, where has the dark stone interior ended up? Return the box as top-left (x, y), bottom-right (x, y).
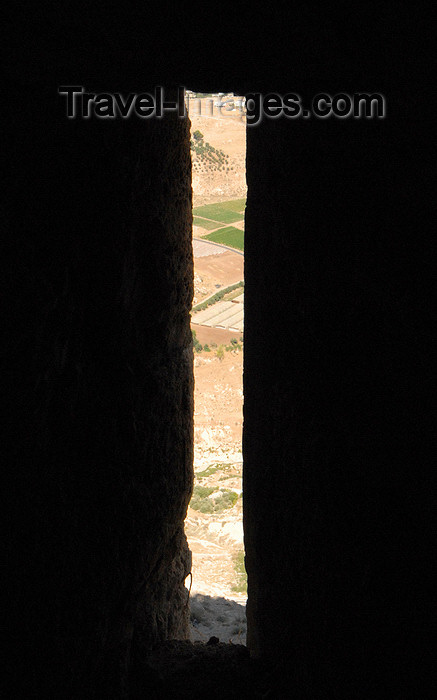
top-left (4, 5), bottom-right (432, 698)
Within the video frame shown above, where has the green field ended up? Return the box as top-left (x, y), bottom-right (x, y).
top-left (193, 216), bottom-right (222, 230)
top-left (193, 198), bottom-right (246, 225)
top-left (204, 226), bottom-right (244, 251)
top-left (208, 198), bottom-right (246, 213)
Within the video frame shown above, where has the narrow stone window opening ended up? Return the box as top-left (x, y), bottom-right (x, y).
top-left (184, 89), bottom-right (247, 645)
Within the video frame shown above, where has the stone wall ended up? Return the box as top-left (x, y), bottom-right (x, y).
top-left (243, 100), bottom-right (432, 697)
top-left (5, 86), bottom-right (194, 697)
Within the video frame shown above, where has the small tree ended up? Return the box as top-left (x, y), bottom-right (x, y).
top-left (193, 130), bottom-right (203, 141)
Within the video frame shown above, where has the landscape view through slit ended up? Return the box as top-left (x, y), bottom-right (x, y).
top-left (184, 92), bottom-right (247, 644)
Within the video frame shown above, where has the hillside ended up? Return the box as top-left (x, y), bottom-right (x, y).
top-left (189, 98), bottom-right (247, 207)
top-left (186, 347), bottom-right (246, 643)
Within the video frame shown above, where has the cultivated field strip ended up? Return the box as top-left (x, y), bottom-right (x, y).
top-left (194, 301), bottom-right (235, 324)
top-left (192, 299), bottom-right (244, 332)
top-left (192, 239), bottom-right (227, 258)
top-left (211, 306), bottom-right (243, 328)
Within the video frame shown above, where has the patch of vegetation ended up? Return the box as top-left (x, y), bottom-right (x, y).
top-left (192, 330), bottom-right (241, 355)
top-left (191, 281), bottom-right (244, 314)
top-left (191, 335), bottom-right (242, 357)
top-left (193, 199), bottom-right (245, 225)
top-left (214, 198), bottom-right (246, 212)
top-left (195, 198), bottom-right (246, 215)
top-left (190, 485), bottom-right (216, 513)
top-left (193, 216), bottom-right (223, 230)
top-left (196, 463), bottom-right (232, 479)
top-left (222, 288), bottom-right (244, 302)
top-left (212, 489), bottom-right (239, 513)
top-left (193, 485), bottom-right (216, 498)
top-left (189, 486), bottom-right (239, 514)
top-left (204, 226), bottom-right (244, 251)
top-left (196, 466), bottom-right (220, 479)
top-left (232, 550), bottom-right (247, 594)
top-left (190, 137), bottom-right (229, 170)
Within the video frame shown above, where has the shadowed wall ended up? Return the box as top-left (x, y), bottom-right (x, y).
top-left (243, 90), bottom-right (433, 697)
top-left (5, 86), bottom-right (194, 697)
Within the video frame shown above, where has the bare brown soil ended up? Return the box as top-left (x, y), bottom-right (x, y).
top-left (193, 248), bottom-right (244, 305)
top-left (191, 326), bottom-right (242, 347)
top-left (193, 350), bottom-right (243, 444)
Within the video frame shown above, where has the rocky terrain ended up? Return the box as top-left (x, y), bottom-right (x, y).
top-left (186, 349), bottom-right (246, 643)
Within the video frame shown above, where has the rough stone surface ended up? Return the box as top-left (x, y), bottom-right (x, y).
top-left (131, 640), bottom-right (255, 699)
top-left (5, 88), bottom-right (194, 697)
top-left (243, 97), bottom-right (433, 697)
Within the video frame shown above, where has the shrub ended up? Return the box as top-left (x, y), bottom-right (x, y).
top-left (194, 485), bottom-right (215, 498)
top-left (189, 485), bottom-right (238, 514)
top-left (196, 465), bottom-right (219, 478)
top-left (196, 463), bottom-right (232, 478)
top-left (192, 329), bottom-right (203, 353)
top-left (216, 345), bottom-right (224, 361)
top-left (190, 485), bottom-right (216, 512)
top-left (193, 130), bottom-right (203, 141)
top-left (197, 500), bottom-right (214, 514)
top-left (217, 490), bottom-right (239, 508)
